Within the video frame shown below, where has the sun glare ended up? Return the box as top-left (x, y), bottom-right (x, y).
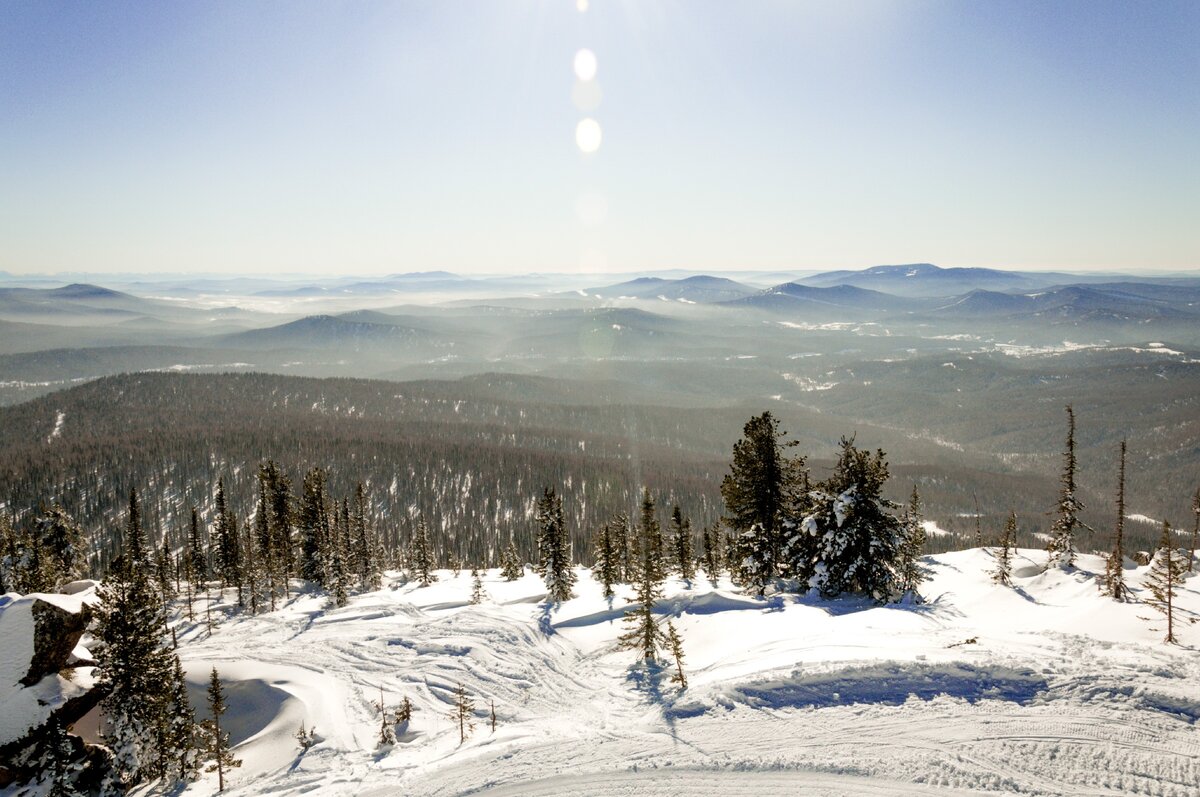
top-left (575, 118), bottom-right (602, 154)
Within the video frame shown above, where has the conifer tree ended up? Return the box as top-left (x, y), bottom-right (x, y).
top-left (124, 487), bottom-right (148, 568)
top-left (669, 505), bottom-right (695, 582)
top-left (352, 483), bottom-right (381, 591)
top-left (254, 480), bottom-right (276, 611)
top-left (489, 699), bottom-right (497, 733)
top-left (0, 513), bottom-right (17, 593)
top-left (992, 511), bottom-right (1017, 587)
top-left (666, 620), bottom-right (688, 690)
top-left (44, 716), bottom-right (82, 797)
top-left (259, 460), bottom-right (295, 596)
top-left (609, 512), bottom-right (631, 582)
top-left (722, 412), bottom-right (805, 594)
top-left (470, 568), bottom-right (486, 604)
top-left (1048, 405), bottom-right (1089, 568)
top-left (1144, 521), bottom-right (1188, 644)
top-left (535, 488), bottom-right (575, 603)
top-left (700, 523), bottom-right (723, 582)
top-left (618, 494), bottom-right (667, 664)
top-left (93, 494), bottom-right (177, 788)
top-left (214, 479), bottom-right (241, 590)
top-left (500, 539), bottom-right (523, 581)
top-left (188, 506), bottom-right (208, 585)
top-left (409, 517), bottom-right (437, 586)
top-left (1190, 486), bottom-right (1200, 573)
top-left (448, 684), bottom-right (475, 744)
top-left (395, 696), bottom-right (414, 726)
top-left (298, 468), bottom-right (330, 585)
top-left (800, 437), bottom-right (902, 602)
top-left (592, 523), bottom-right (619, 599)
top-left (636, 488), bottom-right (665, 586)
top-left (328, 500), bottom-right (349, 607)
top-left (202, 667), bottom-right (241, 792)
top-left (31, 505), bottom-right (87, 589)
top-left (1103, 440), bottom-right (1132, 600)
top-left (896, 486), bottom-right (928, 596)
top-left (165, 655), bottom-right (199, 782)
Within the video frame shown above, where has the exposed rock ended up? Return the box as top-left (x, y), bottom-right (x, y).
top-left (22, 597), bottom-right (92, 686)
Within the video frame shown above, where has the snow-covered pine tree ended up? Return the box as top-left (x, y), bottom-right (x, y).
top-left (801, 437), bottom-right (903, 602)
top-left (254, 479), bottom-right (277, 611)
top-left (700, 525), bottom-right (720, 583)
top-left (93, 490), bottom-right (178, 789)
top-left (154, 532), bottom-right (176, 606)
top-left (259, 460), bottom-right (295, 597)
top-left (500, 539), bottom-right (523, 581)
top-left (448, 684), bottom-right (475, 744)
top-left (896, 486), bottom-right (928, 596)
top-left (202, 667), bottom-right (241, 792)
top-left (609, 512), bottom-right (631, 582)
top-left (214, 479), bottom-right (241, 592)
top-left (31, 505), bottom-right (86, 589)
top-left (0, 513), bottom-right (17, 593)
top-left (666, 620), bottom-right (687, 690)
top-left (352, 483), bottom-right (382, 591)
top-left (469, 568), bottom-right (486, 604)
top-left (188, 506), bottom-right (209, 586)
top-left (1047, 405), bottom-right (1089, 568)
top-left (298, 467), bottom-right (330, 585)
top-left (124, 487), bottom-right (148, 568)
top-left (992, 511), bottom-right (1017, 586)
top-left (43, 716), bottom-right (83, 797)
top-left (618, 492), bottom-right (667, 664)
top-left (536, 488), bottom-right (575, 603)
top-left (165, 654), bottom-right (199, 782)
top-left (1144, 520), bottom-right (1188, 644)
top-left (669, 505), bottom-right (695, 582)
top-left (1102, 440), bottom-right (1132, 600)
top-left (721, 411), bottom-right (806, 595)
top-left (328, 500), bottom-right (349, 607)
top-left (410, 517), bottom-right (437, 586)
top-left (592, 523), bottom-right (619, 599)
top-left (1190, 486), bottom-right (1200, 573)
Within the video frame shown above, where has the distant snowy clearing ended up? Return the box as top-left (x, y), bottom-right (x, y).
top-left (158, 548), bottom-right (1200, 796)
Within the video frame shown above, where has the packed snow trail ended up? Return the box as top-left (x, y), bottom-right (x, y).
top-left (148, 549), bottom-right (1200, 796)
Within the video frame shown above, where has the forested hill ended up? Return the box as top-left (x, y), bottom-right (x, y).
top-left (0, 371), bottom-right (1172, 575)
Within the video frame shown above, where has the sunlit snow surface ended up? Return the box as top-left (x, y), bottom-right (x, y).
top-left (80, 551), bottom-right (1200, 794)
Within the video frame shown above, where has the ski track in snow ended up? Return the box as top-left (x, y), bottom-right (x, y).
top-left (134, 549), bottom-right (1200, 796)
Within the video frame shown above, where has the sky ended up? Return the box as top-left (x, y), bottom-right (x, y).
top-left (1, 0), bottom-right (1197, 276)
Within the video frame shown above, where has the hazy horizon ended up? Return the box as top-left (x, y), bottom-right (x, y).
top-left (3, 1), bottom-right (1197, 277)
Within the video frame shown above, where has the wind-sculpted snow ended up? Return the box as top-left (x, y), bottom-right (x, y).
top-left (723, 661), bottom-right (1048, 710)
top-left (124, 548), bottom-right (1200, 796)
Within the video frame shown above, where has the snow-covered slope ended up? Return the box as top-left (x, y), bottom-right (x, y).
top-left (156, 551), bottom-right (1200, 795)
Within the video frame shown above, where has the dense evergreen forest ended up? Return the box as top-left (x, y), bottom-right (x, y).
top-left (0, 372), bottom-right (1193, 583)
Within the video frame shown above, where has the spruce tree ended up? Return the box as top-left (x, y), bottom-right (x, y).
top-left (0, 513), bottom-right (17, 593)
top-left (376, 685), bottom-right (396, 747)
top-left (410, 517), bottom-right (437, 586)
top-left (801, 437), bottom-right (902, 602)
top-left (214, 479), bottom-right (241, 590)
top-left (469, 568), bottom-right (486, 604)
top-left (500, 539), bottom-right (523, 581)
top-left (592, 523), bottom-right (619, 599)
top-left (352, 483), bottom-right (381, 591)
top-left (666, 620), bottom-right (687, 690)
top-left (254, 479), bottom-right (277, 611)
top-left (1102, 440), bottom-right (1132, 600)
top-left (202, 667), bottom-right (241, 792)
top-left (618, 493), bottom-right (667, 664)
top-left (721, 412), bottom-right (805, 594)
top-left (259, 460), bottom-right (295, 597)
top-left (700, 523), bottom-right (723, 583)
top-left (609, 512), bottom-right (631, 582)
top-left (124, 487), bottom-right (148, 568)
top-left (44, 716), bottom-right (82, 797)
top-left (448, 684), bottom-right (475, 744)
top-left (636, 488), bottom-right (665, 586)
top-left (31, 505), bottom-right (86, 589)
top-left (328, 500), bottom-right (349, 607)
top-left (1190, 486), bottom-right (1200, 573)
top-left (93, 494), bottom-right (177, 788)
top-left (669, 505), bottom-right (695, 582)
top-left (165, 655), bottom-right (199, 782)
top-left (535, 488), bottom-right (575, 603)
top-left (188, 506), bottom-right (208, 585)
top-left (298, 468), bottom-right (330, 585)
top-left (1144, 521), bottom-right (1188, 644)
top-left (1048, 405), bottom-right (1089, 568)
top-left (896, 486), bottom-right (928, 596)
top-left (992, 511), bottom-right (1016, 587)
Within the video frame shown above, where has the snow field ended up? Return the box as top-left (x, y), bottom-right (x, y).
top-left (161, 548), bottom-right (1200, 796)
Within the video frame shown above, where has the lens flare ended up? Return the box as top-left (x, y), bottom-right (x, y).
top-left (575, 118), bottom-right (602, 154)
top-left (576, 0), bottom-right (589, 13)
top-left (573, 49), bottom-right (597, 82)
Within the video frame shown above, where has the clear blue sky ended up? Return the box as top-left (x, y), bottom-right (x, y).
top-left (1, 1), bottom-right (1196, 275)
